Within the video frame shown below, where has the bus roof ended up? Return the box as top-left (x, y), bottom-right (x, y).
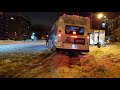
top-left (60, 15), bottom-right (89, 20)
top-left (58, 15), bottom-right (90, 26)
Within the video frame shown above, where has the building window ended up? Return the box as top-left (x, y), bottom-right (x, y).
top-left (102, 22), bottom-right (106, 28)
top-left (10, 17), bottom-right (14, 20)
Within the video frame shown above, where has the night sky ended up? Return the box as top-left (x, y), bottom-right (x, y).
top-left (22, 12), bottom-right (90, 28)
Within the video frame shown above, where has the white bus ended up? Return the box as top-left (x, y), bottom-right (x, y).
top-left (48, 14), bottom-right (91, 53)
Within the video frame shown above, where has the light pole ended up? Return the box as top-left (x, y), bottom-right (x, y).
top-left (97, 13), bottom-right (103, 48)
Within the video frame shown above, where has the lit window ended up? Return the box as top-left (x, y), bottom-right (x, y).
top-left (104, 16), bottom-right (107, 18)
top-left (11, 17), bottom-right (14, 20)
top-left (102, 22), bottom-right (106, 28)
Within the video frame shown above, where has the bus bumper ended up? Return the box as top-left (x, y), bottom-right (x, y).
top-left (56, 48), bottom-right (89, 52)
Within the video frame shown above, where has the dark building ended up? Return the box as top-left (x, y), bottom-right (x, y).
top-left (90, 12), bottom-right (108, 31)
top-left (0, 12), bottom-right (31, 40)
top-left (108, 13), bottom-right (120, 42)
top-left (90, 12), bottom-right (120, 39)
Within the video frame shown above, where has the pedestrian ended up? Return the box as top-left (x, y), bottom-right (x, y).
top-left (97, 42), bottom-right (101, 48)
top-left (46, 35), bottom-right (49, 45)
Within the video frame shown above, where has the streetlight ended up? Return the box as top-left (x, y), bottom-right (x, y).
top-left (97, 13), bottom-right (103, 48)
top-left (98, 13), bottom-right (103, 19)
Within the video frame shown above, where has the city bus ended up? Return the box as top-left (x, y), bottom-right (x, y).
top-left (48, 14), bottom-right (91, 54)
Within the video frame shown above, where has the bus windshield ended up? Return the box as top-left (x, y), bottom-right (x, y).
top-left (65, 25), bottom-right (84, 35)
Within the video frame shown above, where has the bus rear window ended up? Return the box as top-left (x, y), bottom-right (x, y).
top-left (65, 25), bottom-right (84, 35)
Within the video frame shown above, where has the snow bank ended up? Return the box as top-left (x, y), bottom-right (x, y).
top-left (0, 40), bottom-right (46, 45)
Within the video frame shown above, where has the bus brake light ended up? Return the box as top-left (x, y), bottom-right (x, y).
top-left (87, 36), bottom-right (90, 39)
top-left (71, 36), bottom-right (77, 38)
top-left (58, 34), bottom-right (61, 37)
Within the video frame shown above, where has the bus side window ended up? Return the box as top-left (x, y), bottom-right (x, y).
top-left (55, 24), bottom-right (58, 35)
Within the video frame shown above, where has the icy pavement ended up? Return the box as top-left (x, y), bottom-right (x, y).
top-left (0, 40), bottom-right (49, 61)
top-left (0, 44), bottom-right (48, 53)
top-left (0, 40), bottom-right (48, 54)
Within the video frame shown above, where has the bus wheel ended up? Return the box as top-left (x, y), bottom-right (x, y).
top-left (68, 51), bottom-right (78, 57)
top-left (51, 45), bottom-right (56, 52)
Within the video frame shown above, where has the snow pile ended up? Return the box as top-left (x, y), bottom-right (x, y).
top-left (0, 50), bottom-right (54, 78)
top-left (52, 43), bottom-right (120, 78)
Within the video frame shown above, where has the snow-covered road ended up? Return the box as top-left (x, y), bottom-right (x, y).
top-left (0, 40), bottom-right (50, 62)
top-left (0, 40), bottom-right (120, 78)
top-left (0, 40), bottom-right (48, 54)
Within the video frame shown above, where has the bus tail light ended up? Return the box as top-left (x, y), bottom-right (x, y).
top-left (58, 34), bottom-right (61, 37)
top-left (87, 36), bottom-right (90, 40)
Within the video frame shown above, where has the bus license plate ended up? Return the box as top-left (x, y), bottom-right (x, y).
top-left (74, 38), bottom-right (85, 45)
